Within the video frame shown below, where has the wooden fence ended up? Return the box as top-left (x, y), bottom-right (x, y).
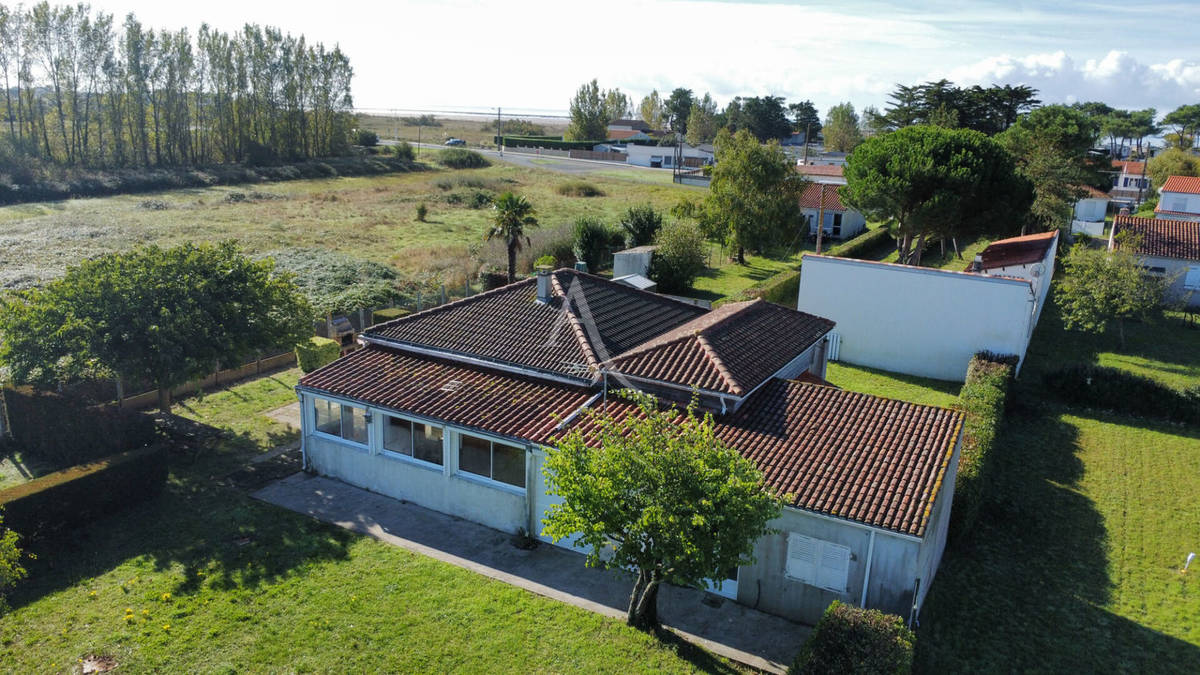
top-left (116, 352), bottom-right (297, 410)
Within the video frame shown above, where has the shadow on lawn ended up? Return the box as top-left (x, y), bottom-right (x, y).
top-left (8, 414), bottom-right (352, 611)
top-left (915, 391), bottom-right (1200, 672)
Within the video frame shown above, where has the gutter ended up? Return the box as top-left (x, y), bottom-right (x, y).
top-left (600, 369), bottom-right (739, 411)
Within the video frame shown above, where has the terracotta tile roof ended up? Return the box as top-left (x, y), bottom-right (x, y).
top-left (603, 300), bottom-right (834, 396)
top-left (365, 270), bottom-right (706, 381)
top-left (1112, 160), bottom-right (1145, 174)
top-left (299, 346), bottom-right (594, 442)
top-left (608, 119), bottom-right (651, 131)
top-left (1160, 175), bottom-right (1200, 195)
top-left (563, 380), bottom-right (963, 537)
top-left (1112, 215), bottom-right (1200, 260)
top-left (977, 231), bottom-right (1057, 270)
top-left (792, 371), bottom-right (833, 387)
top-left (797, 164), bottom-right (844, 178)
top-left (799, 183), bottom-right (847, 211)
top-left (607, 129), bottom-right (643, 140)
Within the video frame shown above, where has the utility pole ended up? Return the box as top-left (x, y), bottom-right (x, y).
top-left (497, 107), bottom-right (503, 156)
top-left (802, 123), bottom-right (811, 165)
top-left (417, 122), bottom-right (421, 156)
top-left (815, 184), bottom-right (826, 254)
top-left (1137, 145), bottom-right (1149, 206)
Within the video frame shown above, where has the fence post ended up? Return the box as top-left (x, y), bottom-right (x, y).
top-left (359, 308), bottom-right (366, 330)
top-left (440, 284), bottom-right (447, 305)
top-left (464, 279), bottom-right (470, 297)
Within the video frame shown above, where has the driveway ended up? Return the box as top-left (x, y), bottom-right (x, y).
top-left (254, 472), bottom-right (809, 673)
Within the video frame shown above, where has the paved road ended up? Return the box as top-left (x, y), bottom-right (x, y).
top-left (386, 140), bottom-right (685, 182)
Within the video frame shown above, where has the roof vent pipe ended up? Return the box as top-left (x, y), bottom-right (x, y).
top-left (574, 261), bottom-right (588, 273)
top-left (536, 265), bottom-right (553, 303)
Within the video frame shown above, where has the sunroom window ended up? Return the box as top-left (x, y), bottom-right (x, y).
top-left (458, 433), bottom-right (525, 488)
top-left (382, 414), bottom-right (444, 465)
top-left (312, 397), bottom-right (368, 446)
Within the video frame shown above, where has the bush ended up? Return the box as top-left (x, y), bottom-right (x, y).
top-left (371, 307), bottom-right (411, 324)
top-left (0, 387), bottom-right (157, 468)
top-left (572, 217), bottom-right (613, 272)
top-left (265, 249), bottom-right (401, 316)
top-left (826, 226), bottom-right (893, 260)
top-left (535, 255), bottom-right (557, 268)
top-left (480, 223), bottom-right (575, 275)
top-left (445, 189), bottom-right (494, 209)
top-left (0, 512), bottom-right (27, 612)
top-left (620, 204), bottom-right (664, 247)
top-left (555, 180), bottom-right (605, 197)
top-left (0, 444), bottom-right (168, 542)
top-left (1043, 364), bottom-right (1200, 425)
top-left (438, 149), bottom-right (490, 169)
top-left (415, 202), bottom-right (427, 222)
top-left (760, 269), bottom-right (802, 305)
top-left (393, 141), bottom-right (414, 161)
top-left (649, 220), bottom-right (707, 293)
top-left (354, 129), bottom-right (379, 147)
top-left (790, 601), bottom-right (915, 675)
top-left (295, 337), bottom-right (342, 373)
top-left (950, 353), bottom-right (1015, 539)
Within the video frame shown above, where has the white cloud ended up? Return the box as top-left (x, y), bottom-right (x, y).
top-left (942, 50), bottom-right (1200, 111)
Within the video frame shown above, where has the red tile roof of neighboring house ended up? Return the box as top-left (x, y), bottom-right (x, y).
top-left (299, 347), bottom-right (595, 442)
top-left (1160, 175), bottom-right (1200, 195)
top-left (564, 380), bottom-right (963, 537)
top-left (608, 118), bottom-right (651, 131)
top-left (1112, 160), bottom-right (1145, 174)
top-left (976, 231), bottom-right (1058, 270)
top-left (1111, 215), bottom-right (1200, 260)
top-left (603, 300), bottom-right (834, 396)
top-left (799, 182), bottom-right (847, 211)
top-left (607, 129), bottom-right (643, 140)
top-left (797, 164), bottom-right (845, 178)
top-left (366, 270), bottom-right (706, 381)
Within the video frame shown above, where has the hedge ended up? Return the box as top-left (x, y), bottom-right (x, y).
top-left (826, 226), bottom-right (894, 260)
top-left (949, 353), bottom-right (1017, 539)
top-left (371, 307), bottom-right (411, 324)
top-left (0, 444), bottom-right (168, 542)
top-left (1043, 364), bottom-right (1200, 426)
top-left (789, 601), bottom-right (915, 675)
top-left (494, 135), bottom-right (598, 151)
top-left (437, 149), bottom-right (490, 169)
top-left (295, 337), bottom-right (342, 374)
top-left (0, 387), bottom-right (157, 468)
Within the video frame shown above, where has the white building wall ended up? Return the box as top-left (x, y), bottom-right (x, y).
top-left (1158, 191), bottom-right (1200, 220)
top-left (801, 208), bottom-right (867, 239)
top-left (797, 256), bottom-right (1038, 381)
top-left (624, 144), bottom-right (713, 168)
top-left (612, 248), bottom-right (656, 278)
top-left (1073, 197), bottom-right (1107, 223)
top-left (1146, 255), bottom-right (1200, 308)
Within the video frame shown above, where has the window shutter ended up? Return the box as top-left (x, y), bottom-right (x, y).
top-left (816, 542), bottom-right (851, 592)
top-left (786, 533), bottom-right (819, 584)
top-left (786, 533), bottom-right (852, 593)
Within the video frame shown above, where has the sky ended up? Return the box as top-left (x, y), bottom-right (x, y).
top-left (86, 0), bottom-right (1200, 118)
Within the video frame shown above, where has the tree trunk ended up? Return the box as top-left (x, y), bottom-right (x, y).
top-left (157, 381), bottom-right (172, 412)
top-left (736, 245), bottom-right (745, 265)
top-left (626, 569), bottom-right (662, 630)
top-left (507, 241), bottom-right (517, 283)
top-left (1117, 318), bottom-right (1126, 350)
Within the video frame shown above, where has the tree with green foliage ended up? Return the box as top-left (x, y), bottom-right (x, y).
top-left (822, 102), bottom-right (862, 152)
top-left (649, 220), bottom-right (708, 293)
top-left (566, 79), bottom-right (607, 141)
top-left (0, 513), bottom-right (28, 614)
top-left (842, 125), bottom-right (1033, 265)
top-left (1161, 104), bottom-right (1200, 150)
top-left (1148, 147), bottom-right (1200, 188)
top-left (685, 93), bottom-right (719, 146)
top-left (639, 89), bottom-right (665, 130)
top-left (487, 192), bottom-right (538, 283)
top-left (702, 128), bottom-right (808, 264)
top-left (619, 204), bottom-right (663, 247)
top-left (1057, 239), bottom-right (1168, 348)
top-left (542, 391), bottom-right (782, 629)
top-left (722, 95), bottom-right (792, 142)
top-left (602, 88), bottom-right (632, 125)
top-left (877, 81), bottom-right (1039, 135)
top-left (0, 241), bottom-right (312, 410)
top-left (788, 100), bottom-right (822, 137)
top-left (664, 87), bottom-right (694, 135)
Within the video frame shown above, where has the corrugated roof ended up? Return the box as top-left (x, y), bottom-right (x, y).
top-left (1160, 175), bottom-right (1200, 195)
top-left (1112, 215), bottom-right (1200, 260)
top-left (603, 300), bottom-right (834, 396)
top-left (977, 231), bottom-right (1057, 270)
top-left (799, 183), bottom-right (847, 211)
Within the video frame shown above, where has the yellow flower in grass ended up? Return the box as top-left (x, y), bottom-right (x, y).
top-left (161, 592), bottom-right (171, 602)
top-left (88, 590), bottom-right (97, 599)
top-left (141, 609), bottom-right (150, 617)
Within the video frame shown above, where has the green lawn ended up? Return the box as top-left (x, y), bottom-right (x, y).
top-left (824, 363), bottom-right (961, 408)
top-left (829, 292), bottom-right (1200, 672)
top-left (0, 370), bottom-right (743, 673)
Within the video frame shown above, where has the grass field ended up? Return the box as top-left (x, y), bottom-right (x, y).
top-left (357, 113), bottom-right (569, 149)
top-left (0, 369), bottom-right (743, 673)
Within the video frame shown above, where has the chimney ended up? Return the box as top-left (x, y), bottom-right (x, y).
top-left (574, 260), bottom-right (588, 273)
top-left (536, 265), bottom-right (553, 303)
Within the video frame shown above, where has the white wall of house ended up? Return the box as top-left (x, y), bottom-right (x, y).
top-left (1158, 191), bottom-right (1200, 221)
top-left (613, 247), bottom-right (656, 278)
top-left (797, 256), bottom-right (1041, 381)
top-left (1142, 255), bottom-right (1200, 308)
top-left (624, 144), bottom-right (713, 168)
top-left (801, 208), bottom-right (867, 240)
top-left (1073, 197), bottom-right (1107, 223)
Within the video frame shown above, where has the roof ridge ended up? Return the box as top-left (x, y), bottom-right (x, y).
top-left (601, 299), bottom-right (757, 366)
top-left (693, 331), bottom-right (743, 395)
top-left (553, 268), bottom-right (713, 313)
top-left (550, 272), bottom-right (602, 376)
top-left (365, 276), bottom-right (536, 334)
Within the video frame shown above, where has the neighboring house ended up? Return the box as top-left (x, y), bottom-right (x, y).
top-left (624, 142), bottom-right (713, 169)
top-left (607, 118), bottom-right (652, 133)
top-left (297, 269), bottom-right (965, 626)
top-left (1071, 185), bottom-right (1111, 237)
top-left (797, 231), bottom-right (1058, 381)
top-left (799, 183), bottom-right (866, 240)
top-left (1111, 160), bottom-right (1150, 203)
top-left (607, 129), bottom-right (654, 142)
top-left (1109, 214), bottom-right (1200, 307)
top-left (1155, 176), bottom-right (1200, 222)
top-left (781, 131), bottom-right (808, 146)
top-left (797, 164), bottom-right (847, 186)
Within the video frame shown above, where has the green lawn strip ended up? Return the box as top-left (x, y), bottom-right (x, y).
top-left (823, 363), bottom-right (961, 408)
top-left (691, 252), bottom-right (802, 303)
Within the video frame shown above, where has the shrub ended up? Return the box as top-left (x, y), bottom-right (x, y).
top-left (555, 180), bottom-right (605, 197)
top-left (1, 387), bottom-right (157, 468)
top-left (265, 249), bottom-right (401, 316)
top-left (438, 149), bottom-right (490, 169)
top-left (354, 129), bottom-right (379, 147)
top-left (0, 444), bottom-right (168, 542)
top-left (1043, 364), bottom-right (1200, 425)
top-left (480, 223), bottom-right (575, 275)
top-left (393, 141), bottom-right (414, 161)
top-left (759, 269), bottom-right (802, 305)
top-left (295, 337), bottom-right (342, 373)
top-left (620, 204), bottom-right (664, 247)
top-left (790, 601), bottom-right (915, 675)
top-left (950, 353), bottom-right (1015, 539)
top-left (649, 220), bottom-right (707, 293)
top-left (0, 512), bottom-right (28, 612)
top-left (415, 202), bottom-right (428, 222)
top-left (371, 307), bottom-right (411, 324)
top-left (572, 217), bottom-right (613, 272)
top-left (826, 226), bottom-right (893, 260)
top-left (535, 255), bottom-right (557, 268)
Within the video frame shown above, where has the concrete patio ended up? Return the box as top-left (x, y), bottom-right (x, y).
top-left (253, 472), bottom-right (810, 673)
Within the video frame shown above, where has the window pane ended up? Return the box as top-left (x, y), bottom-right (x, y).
top-left (459, 434), bottom-right (491, 477)
top-left (383, 416), bottom-right (413, 456)
top-left (314, 398), bottom-right (339, 435)
top-left (341, 405), bottom-right (368, 445)
top-left (413, 423), bottom-right (444, 465)
top-left (492, 442), bottom-right (525, 488)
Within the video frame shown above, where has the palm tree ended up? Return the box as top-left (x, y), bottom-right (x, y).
top-left (487, 192), bottom-right (538, 283)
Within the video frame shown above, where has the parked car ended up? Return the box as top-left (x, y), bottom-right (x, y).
top-left (444, 138), bottom-right (465, 146)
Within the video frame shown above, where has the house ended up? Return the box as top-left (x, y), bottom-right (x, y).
top-left (1110, 160), bottom-right (1150, 203)
top-left (781, 131), bottom-right (808, 146)
top-left (607, 129), bottom-right (654, 143)
top-left (799, 183), bottom-right (866, 240)
top-left (607, 118), bottom-right (652, 133)
top-left (798, 231), bottom-right (1058, 381)
top-left (624, 142), bottom-right (713, 169)
top-left (1071, 185), bottom-right (1111, 237)
top-left (1109, 214), bottom-right (1200, 307)
top-left (1155, 176), bottom-right (1200, 222)
top-left (296, 269), bottom-right (965, 625)
top-left (797, 163), bottom-right (846, 186)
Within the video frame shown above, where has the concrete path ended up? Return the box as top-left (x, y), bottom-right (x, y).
top-left (254, 472), bottom-right (809, 673)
